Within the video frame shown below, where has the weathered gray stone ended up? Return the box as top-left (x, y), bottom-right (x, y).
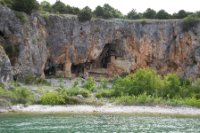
top-left (1, 5), bottom-right (200, 80)
top-left (0, 46), bottom-right (12, 83)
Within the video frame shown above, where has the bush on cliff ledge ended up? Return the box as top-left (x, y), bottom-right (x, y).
top-left (12, 0), bottom-right (39, 14)
top-left (183, 14), bottom-right (200, 31)
top-left (78, 6), bottom-right (92, 22)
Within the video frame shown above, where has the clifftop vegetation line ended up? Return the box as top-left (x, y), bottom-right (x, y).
top-left (1, 0), bottom-right (200, 21)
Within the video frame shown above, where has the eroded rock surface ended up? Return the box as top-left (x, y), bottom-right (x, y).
top-left (0, 5), bottom-right (200, 80)
top-left (0, 46), bottom-right (12, 82)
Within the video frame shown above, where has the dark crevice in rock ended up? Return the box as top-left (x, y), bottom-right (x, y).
top-left (44, 59), bottom-right (65, 78)
top-left (71, 63), bottom-right (85, 77)
top-left (94, 43), bottom-right (121, 69)
top-left (3, 45), bottom-right (19, 66)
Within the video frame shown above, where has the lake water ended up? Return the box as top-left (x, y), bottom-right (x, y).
top-left (0, 113), bottom-right (200, 133)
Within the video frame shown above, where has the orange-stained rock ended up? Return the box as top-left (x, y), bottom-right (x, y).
top-left (1, 5), bottom-right (200, 80)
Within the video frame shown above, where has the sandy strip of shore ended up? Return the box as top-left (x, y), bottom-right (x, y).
top-left (1, 104), bottom-right (200, 115)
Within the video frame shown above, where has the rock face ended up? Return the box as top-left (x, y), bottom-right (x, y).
top-left (0, 5), bottom-right (48, 80)
top-left (1, 5), bottom-right (200, 80)
top-left (0, 46), bottom-right (12, 83)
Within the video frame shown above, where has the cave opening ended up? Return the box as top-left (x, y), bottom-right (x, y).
top-left (97, 43), bottom-right (118, 69)
top-left (0, 31), bottom-right (4, 37)
top-left (71, 63), bottom-right (85, 77)
top-left (44, 59), bottom-right (64, 77)
top-left (4, 45), bottom-right (19, 66)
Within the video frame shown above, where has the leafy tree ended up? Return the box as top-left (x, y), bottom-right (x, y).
top-left (12, 0), bottom-right (39, 14)
top-left (173, 10), bottom-right (189, 19)
top-left (93, 6), bottom-right (104, 17)
top-left (78, 6), bottom-right (92, 22)
top-left (127, 9), bottom-right (141, 19)
top-left (52, 1), bottom-right (66, 14)
top-left (51, 1), bottom-right (79, 15)
top-left (155, 9), bottom-right (171, 19)
top-left (162, 73), bottom-right (181, 98)
top-left (40, 1), bottom-right (51, 12)
top-left (143, 8), bottom-right (156, 19)
top-left (113, 68), bottom-right (163, 97)
top-left (93, 4), bottom-right (123, 19)
top-left (71, 7), bottom-right (80, 15)
top-left (103, 4), bottom-right (123, 19)
top-left (183, 14), bottom-right (200, 31)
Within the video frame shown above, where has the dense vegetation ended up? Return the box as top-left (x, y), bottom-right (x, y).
top-left (0, 68), bottom-right (200, 108)
top-left (1, 0), bottom-right (200, 22)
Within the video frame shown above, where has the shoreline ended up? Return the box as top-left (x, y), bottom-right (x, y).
top-left (1, 104), bottom-right (200, 116)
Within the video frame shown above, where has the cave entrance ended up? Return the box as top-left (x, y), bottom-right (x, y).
top-left (4, 45), bottom-right (19, 66)
top-left (71, 63), bottom-right (85, 77)
top-left (97, 43), bottom-right (118, 68)
top-left (44, 59), bottom-right (64, 77)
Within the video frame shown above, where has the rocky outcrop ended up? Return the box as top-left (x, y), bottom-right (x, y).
top-left (1, 5), bottom-right (200, 80)
top-left (0, 46), bottom-right (12, 83)
top-left (46, 16), bottom-right (200, 79)
top-left (0, 5), bottom-right (48, 80)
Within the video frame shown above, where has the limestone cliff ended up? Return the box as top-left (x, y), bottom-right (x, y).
top-left (0, 5), bottom-right (200, 81)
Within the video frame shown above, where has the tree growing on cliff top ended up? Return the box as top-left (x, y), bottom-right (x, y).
top-left (155, 9), bottom-right (171, 19)
top-left (12, 0), bottom-right (39, 14)
top-left (51, 1), bottom-right (79, 15)
top-left (40, 1), bottom-right (51, 12)
top-left (52, 1), bottom-right (66, 14)
top-left (78, 6), bottom-right (92, 22)
top-left (93, 4), bottom-right (123, 19)
top-left (143, 8), bottom-right (156, 19)
top-left (127, 9), bottom-right (141, 19)
top-left (172, 10), bottom-right (190, 19)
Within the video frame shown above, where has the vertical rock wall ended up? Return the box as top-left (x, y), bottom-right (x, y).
top-left (1, 5), bottom-right (200, 80)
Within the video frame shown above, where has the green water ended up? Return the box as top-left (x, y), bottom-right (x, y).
top-left (0, 113), bottom-right (200, 133)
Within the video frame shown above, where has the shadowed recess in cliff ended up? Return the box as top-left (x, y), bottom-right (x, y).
top-left (93, 43), bottom-right (123, 69)
top-left (44, 59), bottom-right (64, 77)
top-left (2, 45), bottom-right (19, 66)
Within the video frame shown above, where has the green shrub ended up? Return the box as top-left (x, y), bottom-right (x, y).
top-left (0, 87), bottom-right (16, 102)
top-left (0, 98), bottom-right (11, 108)
top-left (98, 79), bottom-right (109, 89)
top-left (111, 96), bottom-right (135, 105)
top-left (13, 87), bottom-right (34, 104)
top-left (162, 73), bottom-right (181, 98)
top-left (0, 86), bottom-right (34, 105)
top-left (96, 89), bottom-right (114, 98)
top-left (183, 14), bottom-right (200, 31)
top-left (192, 78), bottom-right (200, 98)
top-left (40, 92), bottom-right (65, 105)
top-left (83, 77), bottom-right (96, 91)
top-left (78, 6), bottom-right (92, 22)
top-left (66, 87), bottom-right (90, 98)
top-left (184, 97), bottom-right (200, 107)
top-left (112, 68), bottom-right (163, 97)
top-left (15, 11), bottom-right (27, 24)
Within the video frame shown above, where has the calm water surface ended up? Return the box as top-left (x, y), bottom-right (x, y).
top-left (0, 113), bottom-right (200, 133)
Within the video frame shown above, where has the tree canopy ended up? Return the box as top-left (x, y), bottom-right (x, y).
top-left (0, 0), bottom-right (198, 20)
top-left (12, 0), bottom-right (39, 14)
